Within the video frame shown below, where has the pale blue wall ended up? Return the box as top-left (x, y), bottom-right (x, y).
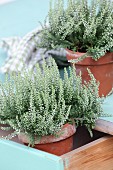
top-left (0, 0), bottom-right (50, 81)
top-left (0, 0), bottom-right (50, 38)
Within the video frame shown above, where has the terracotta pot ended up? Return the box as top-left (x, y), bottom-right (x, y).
top-left (18, 123), bottom-right (76, 156)
top-left (66, 49), bottom-right (113, 97)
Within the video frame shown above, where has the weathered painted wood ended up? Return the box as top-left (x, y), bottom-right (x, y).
top-left (95, 119), bottom-right (113, 135)
top-left (94, 94), bottom-right (113, 134)
top-left (61, 136), bottom-right (113, 170)
top-left (0, 140), bottom-right (64, 170)
top-left (101, 94), bottom-right (113, 121)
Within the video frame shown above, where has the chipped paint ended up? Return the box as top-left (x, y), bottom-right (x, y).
top-left (63, 157), bottom-right (70, 169)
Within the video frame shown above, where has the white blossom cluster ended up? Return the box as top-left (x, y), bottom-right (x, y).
top-left (40, 0), bottom-right (113, 60)
top-left (0, 58), bottom-right (103, 144)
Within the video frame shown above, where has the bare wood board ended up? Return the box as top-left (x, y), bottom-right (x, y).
top-left (61, 136), bottom-right (113, 170)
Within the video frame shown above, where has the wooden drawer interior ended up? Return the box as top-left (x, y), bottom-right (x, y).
top-left (61, 126), bottom-right (113, 170)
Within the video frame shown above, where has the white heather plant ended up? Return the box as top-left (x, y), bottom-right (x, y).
top-left (0, 58), bottom-right (103, 144)
top-left (39, 0), bottom-right (113, 60)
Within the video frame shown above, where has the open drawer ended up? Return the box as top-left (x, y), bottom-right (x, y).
top-left (1, 126), bottom-right (113, 170)
top-left (61, 131), bottom-right (113, 170)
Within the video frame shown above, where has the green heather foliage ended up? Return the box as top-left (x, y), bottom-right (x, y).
top-left (39, 0), bottom-right (113, 60)
top-left (0, 58), bottom-right (103, 144)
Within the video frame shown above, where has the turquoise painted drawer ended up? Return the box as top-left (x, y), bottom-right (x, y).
top-left (0, 139), bottom-right (64, 170)
top-left (1, 126), bottom-right (113, 170)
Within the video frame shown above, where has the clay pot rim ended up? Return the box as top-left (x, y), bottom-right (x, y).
top-left (66, 49), bottom-right (113, 66)
top-left (18, 123), bottom-right (76, 145)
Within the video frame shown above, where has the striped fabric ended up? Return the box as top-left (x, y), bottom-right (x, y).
top-left (0, 27), bottom-right (68, 73)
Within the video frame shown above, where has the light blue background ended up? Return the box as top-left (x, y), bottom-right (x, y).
top-left (0, 0), bottom-right (50, 38)
top-left (0, 0), bottom-right (50, 81)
